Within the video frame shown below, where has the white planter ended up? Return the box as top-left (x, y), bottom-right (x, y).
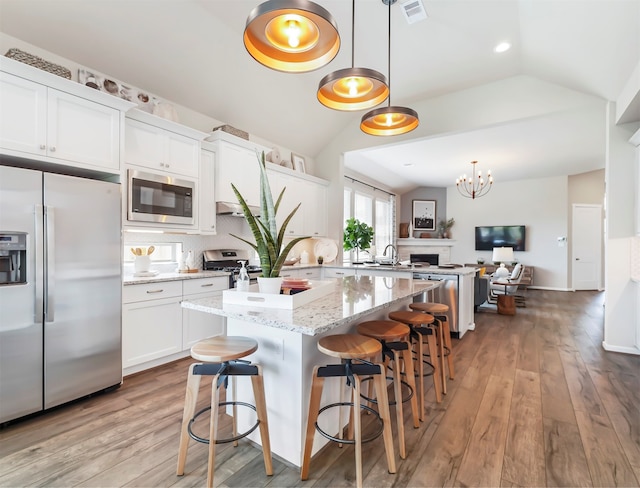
top-left (257, 276), bottom-right (283, 294)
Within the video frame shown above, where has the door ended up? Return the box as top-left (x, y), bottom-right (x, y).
top-left (572, 204), bottom-right (603, 290)
top-left (0, 166), bottom-right (44, 423)
top-left (43, 173), bottom-right (122, 408)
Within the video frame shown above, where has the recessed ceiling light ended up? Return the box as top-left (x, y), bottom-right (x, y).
top-left (494, 42), bottom-right (511, 53)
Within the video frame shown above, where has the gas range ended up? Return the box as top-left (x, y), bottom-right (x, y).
top-left (203, 249), bottom-right (262, 287)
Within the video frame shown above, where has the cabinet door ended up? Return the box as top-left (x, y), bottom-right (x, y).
top-left (124, 119), bottom-right (164, 169)
top-left (165, 131), bottom-right (199, 177)
top-left (0, 72), bottom-right (47, 156)
top-left (122, 297), bottom-right (183, 368)
top-left (302, 180), bottom-right (327, 237)
top-left (269, 170), bottom-right (303, 236)
top-left (182, 291), bottom-right (225, 349)
top-left (199, 149), bottom-right (217, 234)
top-left (216, 142), bottom-right (260, 206)
top-left (48, 89), bottom-right (120, 170)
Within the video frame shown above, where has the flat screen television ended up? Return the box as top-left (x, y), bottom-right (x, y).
top-left (475, 225), bottom-right (526, 251)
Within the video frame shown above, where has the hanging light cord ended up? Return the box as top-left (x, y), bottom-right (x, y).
top-left (387, 0), bottom-right (392, 107)
top-left (351, 0), bottom-right (355, 68)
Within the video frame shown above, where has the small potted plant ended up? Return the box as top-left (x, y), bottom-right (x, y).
top-left (230, 151), bottom-right (309, 293)
top-left (343, 218), bottom-right (374, 264)
top-left (437, 218), bottom-right (455, 239)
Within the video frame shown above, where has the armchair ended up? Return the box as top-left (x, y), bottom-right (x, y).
top-left (489, 263), bottom-right (526, 307)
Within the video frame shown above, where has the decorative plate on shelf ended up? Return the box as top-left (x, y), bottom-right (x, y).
top-left (314, 238), bottom-right (338, 264)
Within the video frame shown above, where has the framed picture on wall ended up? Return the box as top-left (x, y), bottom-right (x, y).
top-left (413, 200), bottom-right (436, 231)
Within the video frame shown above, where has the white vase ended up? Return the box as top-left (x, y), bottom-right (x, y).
top-left (134, 255), bottom-right (150, 273)
top-left (257, 276), bottom-right (283, 294)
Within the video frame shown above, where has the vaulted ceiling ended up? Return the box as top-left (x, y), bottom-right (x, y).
top-left (1, 0), bottom-right (638, 192)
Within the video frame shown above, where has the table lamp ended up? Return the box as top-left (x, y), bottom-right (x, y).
top-left (492, 247), bottom-right (514, 279)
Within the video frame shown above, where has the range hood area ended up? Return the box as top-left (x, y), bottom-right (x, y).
top-left (216, 201), bottom-right (260, 217)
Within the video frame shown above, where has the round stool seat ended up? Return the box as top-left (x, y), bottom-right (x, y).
top-left (389, 310), bottom-right (434, 326)
top-left (191, 336), bottom-right (258, 362)
top-left (357, 320), bottom-right (410, 342)
top-left (318, 334), bottom-right (381, 360)
top-left (409, 302), bottom-right (449, 314)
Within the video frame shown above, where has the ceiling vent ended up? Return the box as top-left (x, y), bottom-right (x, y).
top-left (400, 0), bottom-right (427, 24)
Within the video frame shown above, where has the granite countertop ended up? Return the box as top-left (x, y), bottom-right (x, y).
top-left (323, 263), bottom-right (477, 276)
top-left (123, 270), bottom-right (230, 285)
top-left (181, 275), bottom-right (439, 336)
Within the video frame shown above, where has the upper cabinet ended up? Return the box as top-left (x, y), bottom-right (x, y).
top-left (215, 140), bottom-right (265, 207)
top-left (124, 110), bottom-right (206, 178)
top-left (199, 145), bottom-right (217, 235)
top-left (0, 57), bottom-right (134, 173)
top-left (0, 68), bottom-right (133, 173)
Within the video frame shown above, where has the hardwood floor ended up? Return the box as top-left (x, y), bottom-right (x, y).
top-left (1, 290), bottom-right (639, 487)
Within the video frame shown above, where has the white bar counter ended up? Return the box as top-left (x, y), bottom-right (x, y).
top-left (181, 275), bottom-right (438, 467)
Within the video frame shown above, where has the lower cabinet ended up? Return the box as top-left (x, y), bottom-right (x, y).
top-left (122, 277), bottom-right (228, 375)
top-left (279, 267), bottom-right (322, 280)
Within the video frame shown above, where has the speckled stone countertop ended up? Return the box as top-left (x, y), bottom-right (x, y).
top-left (181, 275), bottom-right (439, 336)
top-left (123, 270), bottom-right (229, 285)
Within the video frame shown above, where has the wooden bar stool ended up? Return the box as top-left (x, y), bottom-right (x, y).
top-left (301, 334), bottom-right (396, 488)
top-left (388, 310), bottom-right (442, 420)
top-left (176, 336), bottom-right (273, 488)
top-left (356, 320), bottom-right (420, 459)
top-left (409, 302), bottom-right (455, 394)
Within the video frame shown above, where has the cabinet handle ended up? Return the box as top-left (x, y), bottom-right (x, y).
top-left (201, 283), bottom-right (214, 287)
top-left (146, 289), bottom-right (164, 294)
top-left (335, 272), bottom-right (345, 275)
top-left (49, 146), bottom-right (56, 152)
top-left (165, 164), bottom-right (170, 168)
top-left (40, 144), bottom-right (46, 150)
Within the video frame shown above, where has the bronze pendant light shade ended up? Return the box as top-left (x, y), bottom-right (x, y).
top-left (317, 0), bottom-right (388, 111)
top-left (361, 0), bottom-right (419, 135)
top-left (244, 0), bottom-right (340, 73)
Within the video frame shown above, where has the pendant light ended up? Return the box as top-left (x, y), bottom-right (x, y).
top-left (360, 0), bottom-right (419, 136)
top-left (317, 0), bottom-right (388, 111)
top-left (244, 0), bottom-right (340, 73)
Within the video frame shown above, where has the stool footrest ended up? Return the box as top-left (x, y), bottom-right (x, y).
top-left (315, 402), bottom-right (384, 444)
top-left (188, 401), bottom-right (260, 445)
top-left (193, 361), bottom-right (257, 377)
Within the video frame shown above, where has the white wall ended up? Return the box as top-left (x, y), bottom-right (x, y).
top-left (446, 176), bottom-right (569, 290)
top-left (603, 102), bottom-right (639, 354)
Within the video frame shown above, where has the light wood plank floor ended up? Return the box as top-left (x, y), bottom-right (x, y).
top-left (1, 290), bottom-right (639, 487)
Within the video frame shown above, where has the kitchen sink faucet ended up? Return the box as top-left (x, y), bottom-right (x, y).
top-left (383, 244), bottom-right (399, 265)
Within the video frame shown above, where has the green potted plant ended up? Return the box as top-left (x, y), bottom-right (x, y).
top-left (343, 218), bottom-right (374, 264)
top-left (230, 151), bottom-right (309, 293)
top-left (437, 218), bottom-right (455, 239)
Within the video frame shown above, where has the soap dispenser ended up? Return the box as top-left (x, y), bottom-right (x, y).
top-left (236, 260), bottom-right (250, 292)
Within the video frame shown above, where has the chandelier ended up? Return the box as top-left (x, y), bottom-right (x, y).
top-left (456, 161), bottom-right (493, 199)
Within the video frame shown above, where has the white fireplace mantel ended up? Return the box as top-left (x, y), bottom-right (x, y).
top-left (396, 238), bottom-right (456, 246)
top-left (395, 238), bottom-right (456, 263)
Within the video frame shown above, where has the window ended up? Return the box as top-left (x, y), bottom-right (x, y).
top-left (123, 242), bottom-right (183, 263)
top-left (343, 177), bottom-right (395, 262)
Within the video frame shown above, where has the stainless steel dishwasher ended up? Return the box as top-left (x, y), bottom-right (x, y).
top-left (412, 272), bottom-right (460, 336)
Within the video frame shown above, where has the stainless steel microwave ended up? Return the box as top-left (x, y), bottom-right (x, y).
top-left (127, 169), bottom-right (195, 225)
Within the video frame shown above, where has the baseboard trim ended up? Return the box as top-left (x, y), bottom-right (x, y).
top-left (526, 286), bottom-right (573, 291)
top-left (601, 341), bottom-right (640, 355)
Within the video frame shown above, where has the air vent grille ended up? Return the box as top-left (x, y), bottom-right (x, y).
top-left (400, 0), bottom-right (427, 24)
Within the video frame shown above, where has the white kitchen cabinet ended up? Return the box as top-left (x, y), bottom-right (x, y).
top-left (124, 118), bottom-right (199, 177)
top-left (302, 179), bottom-right (327, 237)
top-left (182, 277), bottom-right (228, 349)
top-left (269, 170), bottom-right (304, 236)
top-left (199, 147), bottom-right (217, 234)
top-left (0, 71), bottom-right (123, 172)
top-left (215, 141), bottom-right (262, 206)
top-left (122, 281), bottom-right (183, 370)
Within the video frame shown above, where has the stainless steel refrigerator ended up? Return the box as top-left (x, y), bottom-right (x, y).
top-left (0, 165), bottom-right (122, 423)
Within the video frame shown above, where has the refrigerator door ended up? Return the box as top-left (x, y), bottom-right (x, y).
top-left (0, 166), bottom-right (44, 423)
top-left (43, 173), bottom-right (122, 408)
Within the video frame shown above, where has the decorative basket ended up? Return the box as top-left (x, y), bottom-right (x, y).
top-left (5, 48), bottom-right (72, 79)
top-left (212, 124), bottom-right (249, 140)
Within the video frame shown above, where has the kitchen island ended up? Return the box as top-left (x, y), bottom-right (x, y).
top-left (181, 275), bottom-right (438, 467)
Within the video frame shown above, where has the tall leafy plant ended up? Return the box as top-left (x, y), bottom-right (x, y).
top-left (343, 217), bottom-right (374, 264)
top-left (230, 151), bottom-right (309, 277)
